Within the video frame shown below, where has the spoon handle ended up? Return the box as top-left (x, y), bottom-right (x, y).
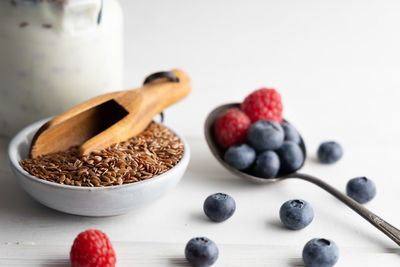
top-left (292, 173), bottom-right (400, 246)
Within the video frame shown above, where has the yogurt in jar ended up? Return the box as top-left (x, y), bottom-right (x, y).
top-left (0, 0), bottom-right (123, 137)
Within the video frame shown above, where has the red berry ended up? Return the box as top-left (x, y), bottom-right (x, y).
top-left (214, 108), bottom-right (250, 149)
top-left (241, 88), bottom-right (283, 123)
top-left (70, 229), bottom-right (116, 267)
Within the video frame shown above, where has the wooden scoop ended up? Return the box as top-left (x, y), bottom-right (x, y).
top-left (29, 69), bottom-right (191, 158)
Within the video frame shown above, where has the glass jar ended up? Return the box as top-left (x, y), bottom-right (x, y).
top-left (0, 0), bottom-right (123, 137)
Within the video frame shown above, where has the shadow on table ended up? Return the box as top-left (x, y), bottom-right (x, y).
top-left (0, 164), bottom-right (116, 226)
top-left (168, 257), bottom-right (191, 266)
top-left (288, 257), bottom-right (305, 267)
top-left (266, 218), bottom-right (288, 231)
top-left (184, 142), bottom-right (272, 189)
top-left (188, 211), bottom-right (211, 224)
top-left (38, 259), bottom-right (70, 267)
top-left (0, 137), bottom-right (86, 222)
top-left (384, 247), bottom-right (400, 256)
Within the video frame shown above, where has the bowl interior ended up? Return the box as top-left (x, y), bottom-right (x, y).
top-left (9, 119), bottom-right (41, 167)
top-left (9, 118), bottom-right (190, 190)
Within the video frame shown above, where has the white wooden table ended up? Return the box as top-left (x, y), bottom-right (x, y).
top-left (1, 136), bottom-right (399, 266)
top-left (2, 0), bottom-right (400, 265)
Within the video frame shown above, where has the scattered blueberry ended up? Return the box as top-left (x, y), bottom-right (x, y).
top-left (203, 193), bottom-right (236, 222)
top-left (223, 144), bottom-right (256, 170)
top-left (302, 238), bottom-right (339, 267)
top-left (346, 177), bottom-right (376, 204)
top-left (185, 237), bottom-right (219, 267)
top-left (252, 150), bottom-right (280, 178)
top-left (247, 120), bottom-right (284, 151)
top-left (281, 121), bottom-right (301, 144)
top-left (279, 199), bottom-right (314, 230)
top-left (317, 141), bottom-right (343, 164)
top-left (276, 141), bottom-right (304, 174)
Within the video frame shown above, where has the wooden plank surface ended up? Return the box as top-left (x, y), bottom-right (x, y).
top-left (1, 242), bottom-right (399, 266)
top-left (1, 138), bottom-right (400, 266)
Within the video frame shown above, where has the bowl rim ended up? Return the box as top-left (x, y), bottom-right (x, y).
top-left (8, 118), bottom-right (190, 191)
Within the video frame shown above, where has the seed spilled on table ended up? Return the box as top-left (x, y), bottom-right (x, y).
top-left (20, 122), bottom-right (184, 187)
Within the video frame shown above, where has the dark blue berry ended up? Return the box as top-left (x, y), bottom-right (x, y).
top-left (317, 141), bottom-right (343, 164)
top-left (281, 121), bottom-right (301, 144)
top-left (185, 237), bottom-right (219, 267)
top-left (247, 120), bottom-right (284, 151)
top-left (252, 150), bottom-right (280, 178)
top-left (279, 199), bottom-right (314, 230)
top-left (277, 141), bottom-right (304, 174)
top-left (346, 177), bottom-right (376, 204)
top-left (302, 238), bottom-right (339, 267)
top-left (223, 144), bottom-right (256, 170)
top-left (203, 193), bottom-right (236, 222)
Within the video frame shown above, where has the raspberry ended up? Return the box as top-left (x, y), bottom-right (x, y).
top-left (70, 229), bottom-right (116, 267)
top-left (214, 108), bottom-right (250, 149)
top-left (241, 88), bottom-right (283, 123)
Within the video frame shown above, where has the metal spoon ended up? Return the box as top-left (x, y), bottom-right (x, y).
top-left (204, 103), bottom-right (400, 246)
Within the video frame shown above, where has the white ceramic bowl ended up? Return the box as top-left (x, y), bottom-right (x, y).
top-left (8, 119), bottom-right (190, 217)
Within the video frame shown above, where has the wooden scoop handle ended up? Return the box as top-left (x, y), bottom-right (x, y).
top-left (79, 69), bottom-right (191, 155)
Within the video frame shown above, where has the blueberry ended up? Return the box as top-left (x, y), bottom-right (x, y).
top-left (247, 120), bottom-right (284, 151)
top-left (276, 141), bottom-right (304, 174)
top-left (279, 199), bottom-right (314, 230)
top-left (346, 177), bottom-right (376, 204)
top-left (302, 238), bottom-right (339, 267)
top-left (203, 193), bottom-right (236, 222)
top-left (252, 150), bottom-right (280, 178)
top-left (185, 237), bottom-right (219, 267)
top-left (223, 144), bottom-right (256, 170)
top-left (281, 121), bottom-right (301, 144)
top-left (317, 141), bottom-right (343, 164)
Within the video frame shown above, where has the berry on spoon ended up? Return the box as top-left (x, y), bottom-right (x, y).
top-left (277, 141), bottom-right (304, 174)
top-left (224, 144), bottom-right (256, 170)
top-left (247, 120), bottom-right (284, 151)
top-left (252, 150), bottom-right (280, 178)
top-left (241, 88), bottom-right (283, 123)
top-left (214, 108), bottom-right (250, 149)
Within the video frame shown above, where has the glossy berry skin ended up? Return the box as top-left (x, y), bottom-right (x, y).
top-left (241, 88), bottom-right (283, 123)
top-left (277, 141), bottom-right (304, 174)
top-left (185, 237), bottom-right (219, 267)
top-left (247, 120), bottom-right (284, 151)
top-left (302, 238), bottom-right (339, 267)
top-left (317, 141), bottom-right (343, 164)
top-left (203, 193), bottom-right (236, 222)
top-left (346, 177), bottom-right (376, 204)
top-left (281, 121), bottom-right (301, 144)
top-left (252, 150), bottom-right (280, 178)
top-left (279, 199), bottom-right (314, 230)
top-left (223, 144), bottom-right (256, 170)
top-left (70, 229), bottom-right (116, 267)
top-left (214, 108), bottom-right (251, 149)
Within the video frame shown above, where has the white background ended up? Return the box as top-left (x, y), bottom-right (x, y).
top-left (121, 0), bottom-right (400, 143)
top-left (2, 0), bottom-right (400, 266)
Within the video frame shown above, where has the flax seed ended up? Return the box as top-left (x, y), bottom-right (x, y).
top-left (20, 122), bottom-right (184, 187)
